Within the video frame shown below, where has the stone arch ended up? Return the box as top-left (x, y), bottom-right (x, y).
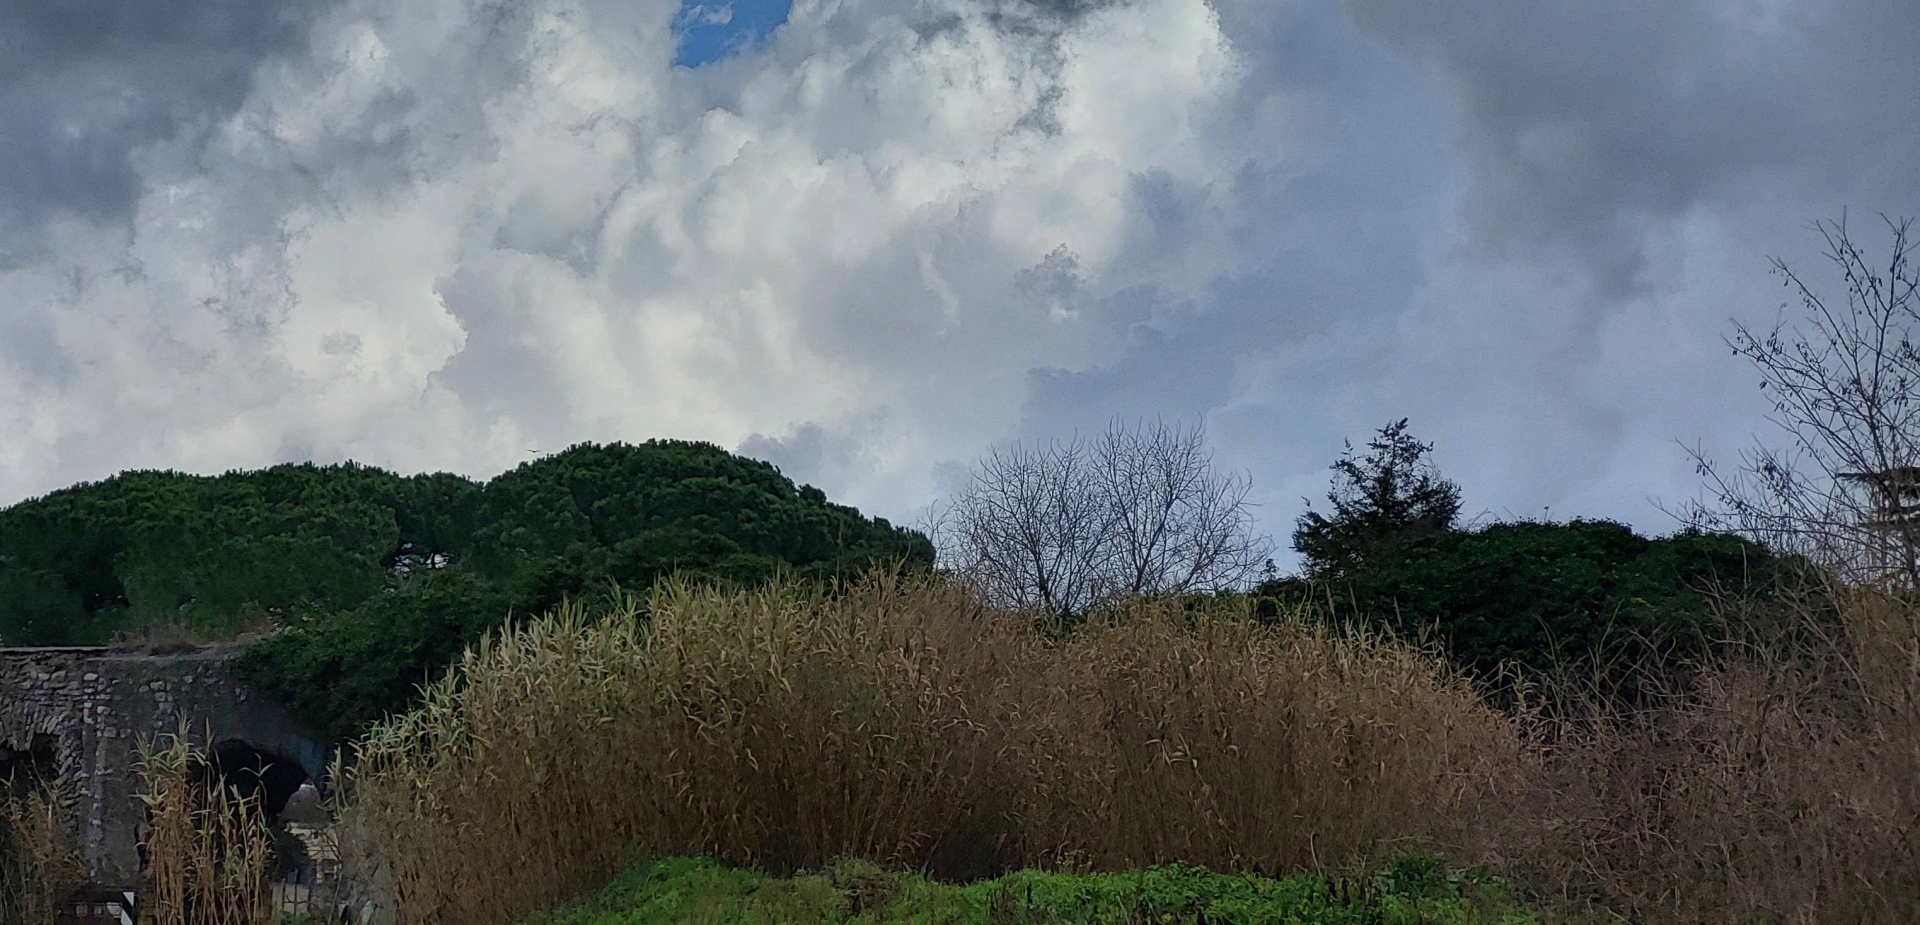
top-left (205, 738), bottom-right (312, 823)
top-left (1, 644), bottom-right (331, 887)
top-left (0, 732), bottom-right (60, 793)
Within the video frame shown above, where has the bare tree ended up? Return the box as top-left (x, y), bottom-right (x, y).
top-left (935, 420), bottom-right (1273, 617)
top-left (1684, 214), bottom-right (1920, 588)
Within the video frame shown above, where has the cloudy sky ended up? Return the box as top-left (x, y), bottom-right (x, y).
top-left (1, 0), bottom-right (1915, 559)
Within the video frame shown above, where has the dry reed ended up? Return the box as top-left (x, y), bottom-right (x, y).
top-left (336, 572), bottom-right (1515, 925)
top-left (326, 569), bottom-right (1920, 925)
top-left (137, 727), bottom-right (276, 925)
top-left (1508, 584), bottom-right (1920, 923)
top-left (0, 783), bottom-right (84, 925)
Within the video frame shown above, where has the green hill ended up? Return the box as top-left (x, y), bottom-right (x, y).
top-left (0, 441), bottom-right (931, 739)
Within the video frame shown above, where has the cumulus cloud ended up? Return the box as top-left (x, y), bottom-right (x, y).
top-left (0, 0), bottom-right (1290, 520)
top-left (3, 0), bottom-right (1916, 561)
top-left (1297, 0), bottom-right (1920, 525)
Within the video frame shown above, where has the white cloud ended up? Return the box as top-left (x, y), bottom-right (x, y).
top-left (7, 0), bottom-right (1914, 563)
top-left (0, 0), bottom-right (1265, 521)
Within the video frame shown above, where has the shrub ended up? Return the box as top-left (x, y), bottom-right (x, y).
top-left (1265, 521), bottom-right (1790, 688)
top-left (332, 573), bottom-right (1516, 925)
top-left (1505, 584), bottom-right (1920, 923)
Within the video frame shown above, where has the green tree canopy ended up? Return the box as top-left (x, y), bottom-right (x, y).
top-left (1277, 423), bottom-right (1791, 692)
top-left (0, 441), bottom-right (931, 741)
top-left (1276, 520), bottom-right (1786, 680)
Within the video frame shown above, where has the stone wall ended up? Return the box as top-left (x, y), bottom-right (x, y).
top-left (0, 644), bottom-right (328, 888)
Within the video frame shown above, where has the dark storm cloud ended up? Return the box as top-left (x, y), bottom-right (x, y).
top-left (0, 0), bottom-right (340, 243)
top-left (1344, 0), bottom-right (1920, 283)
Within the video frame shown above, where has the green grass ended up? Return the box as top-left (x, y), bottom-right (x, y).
top-left (523, 855), bottom-right (1538, 925)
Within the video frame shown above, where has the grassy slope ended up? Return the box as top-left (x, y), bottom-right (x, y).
top-left (525, 856), bottom-right (1538, 925)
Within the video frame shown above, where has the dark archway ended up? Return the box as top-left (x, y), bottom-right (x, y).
top-left (206, 739), bottom-right (310, 823)
top-left (0, 733), bottom-right (58, 793)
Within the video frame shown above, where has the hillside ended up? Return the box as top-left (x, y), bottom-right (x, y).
top-left (0, 441), bottom-right (932, 739)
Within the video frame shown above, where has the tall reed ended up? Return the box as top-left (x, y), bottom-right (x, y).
top-left (1509, 584), bottom-right (1920, 923)
top-left (336, 572), bottom-right (1515, 925)
top-left (136, 728), bottom-right (275, 925)
top-left (0, 783), bottom-right (84, 925)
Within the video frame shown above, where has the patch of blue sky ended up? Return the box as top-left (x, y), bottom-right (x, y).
top-left (673, 0), bottom-right (793, 68)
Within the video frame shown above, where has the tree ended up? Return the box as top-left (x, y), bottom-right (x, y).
top-left (1684, 215), bottom-right (1920, 588)
top-left (0, 441), bottom-right (934, 739)
top-left (935, 420), bottom-right (1272, 618)
top-left (1287, 520), bottom-right (1782, 682)
top-left (1292, 419), bottom-right (1461, 578)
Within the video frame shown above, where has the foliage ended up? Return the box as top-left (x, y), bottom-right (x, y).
top-left (330, 573), bottom-right (1514, 925)
top-left (1506, 585), bottom-right (1920, 923)
top-left (137, 726), bottom-right (277, 925)
top-left (1268, 520), bottom-right (1786, 682)
top-left (523, 854), bottom-right (1536, 925)
top-left (1282, 422), bottom-right (1785, 686)
top-left (232, 570), bottom-right (515, 743)
top-left (0, 441), bottom-right (931, 742)
top-left (1293, 420), bottom-right (1461, 580)
top-left (0, 464), bottom-right (416, 645)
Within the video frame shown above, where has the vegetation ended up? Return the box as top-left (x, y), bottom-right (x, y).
top-left (330, 574), bottom-right (1512, 925)
top-left (0, 784), bottom-right (84, 925)
top-left (0, 440), bottom-right (932, 740)
top-left (1506, 583), bottom-right (1920, 922)
top-left (137, 728), bottom-right (277, 925)
top-left (1292, 419), bottom-right (1462, 580)
top-left (524, 854), bottom-right (1535, 925)
top-left (1684, 215), bottom-right (1920, 586)
top-left (1269, 518), bottom-right (1789, 681)
top-left (1273, 421), bottom-right (1788, 687)
top-left (308, 569), bottom-right (1920, 925)
top-left (935, 420), bottom-right (1272, 620)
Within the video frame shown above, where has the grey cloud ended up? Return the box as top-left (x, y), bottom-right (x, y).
top-left (1344, 0), bottom-right (1920, 284)
top-left (1013, 2), bottom-right (1443, 437)
top-left (737, 414), bottom-right (892, 502)
top-left (431, 262), bottom-right (580, 454)
top-left (0, 0), bottom-right (342, 246)
top-left (19, 0), bottom-right (1900, 569)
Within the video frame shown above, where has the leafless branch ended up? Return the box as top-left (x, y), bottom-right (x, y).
top-left (936, 420), bottom-right (1273, 618)
top-left (1683, 214), bottom-right (1920, 588)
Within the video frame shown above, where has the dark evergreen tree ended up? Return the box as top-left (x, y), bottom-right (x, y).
top-left (1292, 419), bottom-right (1461, 578)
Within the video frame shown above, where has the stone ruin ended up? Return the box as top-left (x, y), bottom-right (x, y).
top-left (0, 643), bottom-right (329, 889)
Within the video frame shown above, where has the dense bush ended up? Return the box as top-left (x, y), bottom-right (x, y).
top-left (0, 441), bottom-right (932, 741)
top-left (1266, 520), bottom-right (1788, 682)
top-left (332, 574), bottom-right (1515, 924)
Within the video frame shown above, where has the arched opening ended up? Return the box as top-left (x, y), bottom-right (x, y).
top-left (206, 740), bottom-right (310, 824)
top-left (198, 739), bottom-right (334, 909)
top-left (0, 733), bottom-right (59, 794)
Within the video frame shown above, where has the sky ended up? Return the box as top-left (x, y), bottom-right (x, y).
top-left (0, 0), bottom-right (1915, 562)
